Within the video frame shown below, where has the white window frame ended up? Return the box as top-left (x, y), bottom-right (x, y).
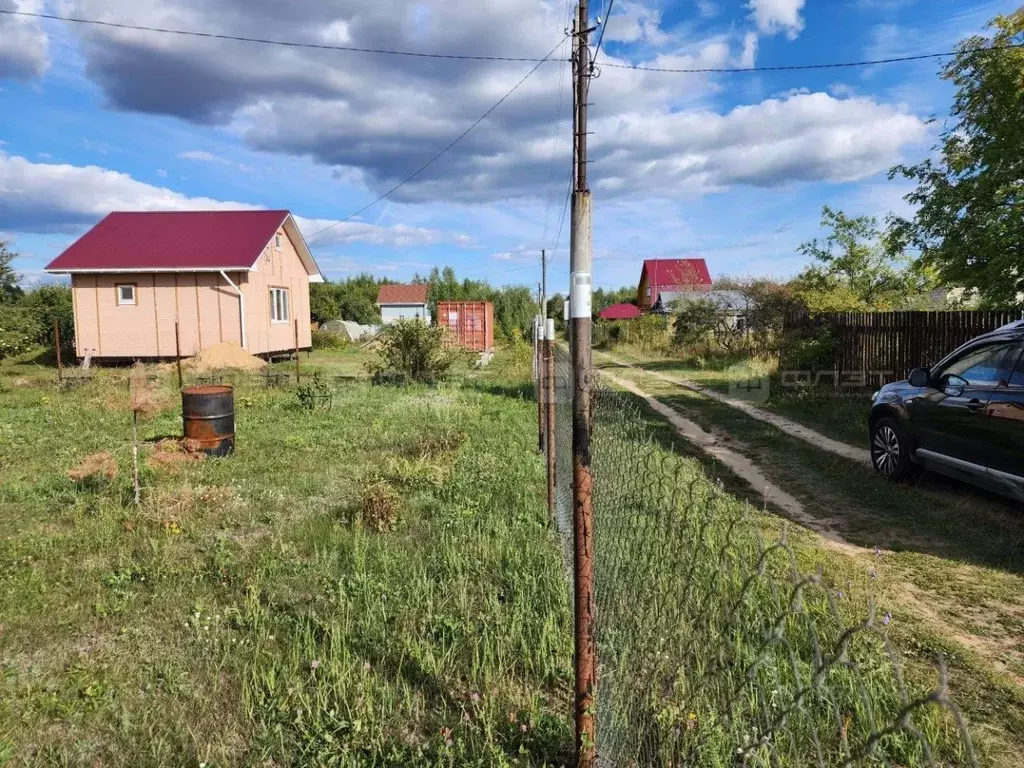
top-left (274, 234), bottom-right (282, 251)
top-left (116, 283), bottom-right (137, 306)
top-left (269, 287), bottom-right (290, 323)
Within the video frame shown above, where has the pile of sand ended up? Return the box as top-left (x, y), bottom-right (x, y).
top-left (183, 342), bottom-right (266, 373)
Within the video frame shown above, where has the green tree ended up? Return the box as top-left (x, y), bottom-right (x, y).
top-left (0, 241), bottom-right (24, 304)
top-left (888, 10), bottom-right (1024, 307)
top-left (309, 274), bottom-right (388, 325)
top-left (21, 284), bottom-right (75, 353)
top-left (793, 206), bottom-right (932, 311)
top-left (592, 285), bottom-right (637, 313)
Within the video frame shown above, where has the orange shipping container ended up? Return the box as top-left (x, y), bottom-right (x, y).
top-left (437, 301), bottom-right (494, 352)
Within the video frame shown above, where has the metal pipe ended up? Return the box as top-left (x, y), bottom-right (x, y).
top-left (219, 270), bottom-right (247, 350)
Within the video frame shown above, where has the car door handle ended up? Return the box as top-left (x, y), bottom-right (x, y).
top-left (966, 399), bottom-right (986, 411)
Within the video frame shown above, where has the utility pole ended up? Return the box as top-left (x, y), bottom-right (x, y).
top-left (570, 2), bottom-right (596, 765)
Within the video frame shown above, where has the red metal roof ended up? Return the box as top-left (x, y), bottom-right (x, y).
top-left (45, 210), bottom-right (290, 272)
top-left (598, 302), bottom-right (642, 320)
top-left (377, 283), bottom-right (429, 304)
top-left (642, 258), bottom-right (712, 288)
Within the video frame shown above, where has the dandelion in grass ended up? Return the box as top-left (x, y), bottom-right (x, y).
top-left (883, 611), bottom-right (892, 626)
top-left (470, 692), bottom-right (480, 704)
top-left (310, 659), bottom-right (320, 670)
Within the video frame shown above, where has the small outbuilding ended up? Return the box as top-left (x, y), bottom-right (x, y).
top-left (598, 302), bottom-right (641, 320)
top-left (44, 210), bottom-right (322, 360)
top-left (376, 284), bottom-right (431, 324)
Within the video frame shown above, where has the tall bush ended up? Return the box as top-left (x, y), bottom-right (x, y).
top-left (0, 305), bottom-right (42, 360)
top-left (367, 320), bottom-right (454, 384)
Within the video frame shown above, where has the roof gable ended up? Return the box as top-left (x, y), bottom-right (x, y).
top-left (45, 210), bottom-right (320, 279)
top-left (641, 258), bottom-right (712, 288)
top-left (377, 284), bottom-right (429, 305)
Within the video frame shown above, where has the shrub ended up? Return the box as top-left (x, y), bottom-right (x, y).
top-left (0, 305), bottom-right (39, 360)
top-left (359, 481), bottom-right (401, 532)
top-left (672, 299), bottom-right (720, 348)
top-left (21, 285), bottom-right (75, 355)
top-left (367, 320), bottom-right (454, 384)
top-left (296, 370), bottom-right (333, 411)
top-left (311, 327), bottom-right (349, 350)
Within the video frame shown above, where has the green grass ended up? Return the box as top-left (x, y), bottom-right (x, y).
top-left (0, 349), bottom-right (572, 766)
top-left (594, 360), bottom-right (1024, 765)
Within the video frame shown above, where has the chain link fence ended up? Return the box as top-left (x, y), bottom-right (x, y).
top-left (548, 345), bottom-right (978, 767)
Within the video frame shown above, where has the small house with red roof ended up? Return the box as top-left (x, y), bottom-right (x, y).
top-left (376, 283), bottom-right (431, 324)
top-left (637, 258), bottom-right (711, 311)
top-left (597, 302), bottom-right (641, 321)
top-left (45, 210), bottom-right (322, 360)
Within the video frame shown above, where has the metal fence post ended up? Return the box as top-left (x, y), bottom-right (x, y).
top-left (545, 319), bottom-right (556, 526)
top-left (54, 319), bottom-right (63, 384)
top-left (175, 320), bottom-right (183, 390)
top-left (537, 315), bottom-right (545, 453)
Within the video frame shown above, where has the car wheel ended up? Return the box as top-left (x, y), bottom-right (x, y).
top-left (870, 416), bottom-right (915, 481)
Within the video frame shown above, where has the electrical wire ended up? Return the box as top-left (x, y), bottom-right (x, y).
top-left (591, 0), bottom-right (617, 69)
top-left (0, 8), bottom-right (563, 63)
top-left (308, 37), bottom-right (567, 239)
top-left (541, 37), bottom-right (570, 245)
top-left (601, 41), bottom-right (1024, 73)
top-left (8, 8), bottom-right (1023, 75)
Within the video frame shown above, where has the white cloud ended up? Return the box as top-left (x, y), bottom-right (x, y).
top-left (0, 0), bottom-right (49, 79)
top-left (739, 31), bottom-right (758, 69)
top-left (590, 92), bottom-right (929, 196)
top-left (177, 149), bottom-right (232, 165)
top-left (747, 0), bottom-right (806, 39)
top-left (604, 2), bottom-right (670, 46)
top-left (295, 215), bottom-right (476, 248)
top-left (156, 168), bottom-right (168, 177)
top-left (0, 154), bottom-right (478, 249)
top-left (0, 153), bottom-right (254, 232)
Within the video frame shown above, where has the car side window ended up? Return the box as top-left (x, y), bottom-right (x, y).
top-left (940, 342), bottom-right (1016, 386)
top-left (1007, 346), bottom-right (1024, 387)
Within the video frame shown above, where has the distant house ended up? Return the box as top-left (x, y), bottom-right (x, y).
top-left (598, 303), bottom-right (641, 320)
top-left (638, 258), bottom-right (712, 311)
top-left (44, 210), bottom-right (322, 360)
top-left (376, 284), bottom-right (431, 324)
top-left (656, 289), bottom-right (752, 330)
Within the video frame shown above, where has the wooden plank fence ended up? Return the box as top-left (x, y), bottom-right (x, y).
top-left (782, 310), bottom-right (1023, 389)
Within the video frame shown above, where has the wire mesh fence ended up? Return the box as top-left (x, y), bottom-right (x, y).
top-left (548, 345), bottom-right (978, 767)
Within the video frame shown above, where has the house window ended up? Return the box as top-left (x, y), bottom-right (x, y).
top-left (275, 234), bottom-right (282, 251)
top-left (116, 284), bottom-right (136, 306)
top-left (645, 287), bottom-right (651, 297)
top-left (270, 287), bottom-right (290, 323)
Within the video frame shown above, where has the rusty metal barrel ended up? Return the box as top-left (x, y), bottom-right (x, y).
top-left (181, 385), bottom-right (235, 457)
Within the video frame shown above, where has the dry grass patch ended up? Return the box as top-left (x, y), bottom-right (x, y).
top-left (66, 452), bottom-right (118, 483)
top-left (359, 480), bottom-right (402, 532)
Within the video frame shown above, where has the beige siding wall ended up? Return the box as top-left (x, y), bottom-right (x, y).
top-left (70, 271), bottom-right (244, 359)
top-left (241, 225), bottom-right (312, 355)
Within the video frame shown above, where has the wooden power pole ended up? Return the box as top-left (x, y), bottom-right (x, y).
top-left (570, 1), bottom-right (596, 765)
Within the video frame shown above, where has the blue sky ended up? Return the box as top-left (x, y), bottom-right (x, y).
top-left (0, 0), bottom-right (1018, 296)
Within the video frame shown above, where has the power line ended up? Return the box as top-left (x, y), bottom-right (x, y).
top-left (309, 37), bottom-right (566, 239)
top-left (9, 8), bottom-right (1023, 76)
top-left (591, 0), bottom-right (617, 69)
top-left (601, 41), bottom-right (1024, 74)
top-left (541, 37), bottom-right (570, 245)
top-left (0, 9), bottom-right (562, 63)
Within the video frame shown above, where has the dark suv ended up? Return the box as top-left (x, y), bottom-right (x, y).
top-left (869, 319), bottom-right (1024, 501)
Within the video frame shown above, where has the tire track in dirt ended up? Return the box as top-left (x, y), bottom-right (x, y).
top-left (596, 351), bottom-right (872, 466)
